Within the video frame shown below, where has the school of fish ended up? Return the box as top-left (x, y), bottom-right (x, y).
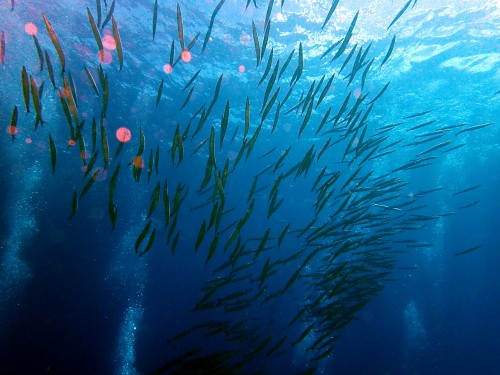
top-left (1, 0), bottom-right (494, 373)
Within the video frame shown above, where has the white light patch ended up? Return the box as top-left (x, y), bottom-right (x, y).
top-left (440, 53), bottom-right (500, 73)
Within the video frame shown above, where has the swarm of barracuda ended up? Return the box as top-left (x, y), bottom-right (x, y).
top-left (3, 0), bottom-right (491, 373)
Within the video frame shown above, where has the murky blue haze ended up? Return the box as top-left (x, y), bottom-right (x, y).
top-left (0, 0), bottom-right (499, 374)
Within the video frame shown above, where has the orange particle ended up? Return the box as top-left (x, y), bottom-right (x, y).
top-left (6, 126), bottom-right (18, 135)
top-left (116, 127), bottom-right (132, 143)
top-left (353, 88), bottom-right (362, 99)
top-left (238, 65), bottom-right (246, 73)
top-left (25, 138), bottom-right (32, 144)
top-left (25, 23), bottom-right (38, 36)
top-left (163, 64), bottom-right (173, 74)
top-left (98, 50), bottom-right (113, 65)
top-left (133, 156), bottom-right (144, 168)
top-left (102, 35), bottom-right (116, 51)
top-left (181, 50), bottom-right (192, 63)
top-left (68, 139), bottom-right (76, 146)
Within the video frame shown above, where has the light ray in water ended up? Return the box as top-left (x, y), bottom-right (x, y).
top-left (0, 161), bottom-right (42, 318)
top-left (108, 226), bottom-right (147, 375)
top-left (114, 305), bottom-right (145, 375)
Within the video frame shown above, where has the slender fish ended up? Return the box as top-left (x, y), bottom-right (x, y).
top-left (261, 20), bottom-right (271, 60)
top-left (387, 0), bottom-right (412, 30)
top-left (84, 65), bottom-right (99, 96)
top-left (32, 35), bottom-right (44, 71)
top-left (48, 133), bottom-right (56, 174)
top-left (455, 122), bottom-right (493, 136)
top-left (316, 74), bottom-right (334, 109)
top-left (177, 3), bottom-right (185, 51)
top-left (179, 86), bottom-right (194, 111)
top-left (152, 0), bottom-right (158, 41)
top-left (70, 190), bottom-right (78, 219)
top-left (45, 50), bottom-right (56, 88)
top-left (87, 8), bottom-right (103, 52)
top-left (183, 69), bottom-right (201, 91)
top-left (331, 11), bottom-right (359, 61)
top-left (42, 13), bottom-right (66, 73)
top-left (220, 100), bottom-right (230, 148)
top-left (101, 0), bottom-right (115, 30)
top-left (322, 0), bottom-right (340, 29)
top-left (320, 38), bottom-right (343, 60)
top-left (96, 0), bottom-right (102, 27)
top-left (455, 245), bottom-right (481, 257)
top-left (202, 0), bottom-right (226, 53)
top-left (453, 185), bottom-right (481, 196)
top-left (112, 17), bottom-right (123, 70)
top-left (403, 109), bottom-right (432, 119)
top-left (258, 48), bottom-right (274, 86)
top-left (278, 49), bottom-right (294, 79)
top-left (252, 21), bottom-right (261, 67)
top-left (21, 66), bottom-right (30, 113)
top-left (0, 31), bottom-right (5, 64)
top-left (30, 76), bottom-right (44, 126)
top-left (8, 105), bottom-right (18, 141)
top-left (156, 79), bottom-right (164, 108)
top-left (380, 35), bottom-right (396, 68)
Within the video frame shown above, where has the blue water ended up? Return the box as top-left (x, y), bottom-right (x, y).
top-left (0, 0), bottom-right (499, 374)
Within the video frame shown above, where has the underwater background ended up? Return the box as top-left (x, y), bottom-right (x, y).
top-left (0, 0), bottom-right (499, 374)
